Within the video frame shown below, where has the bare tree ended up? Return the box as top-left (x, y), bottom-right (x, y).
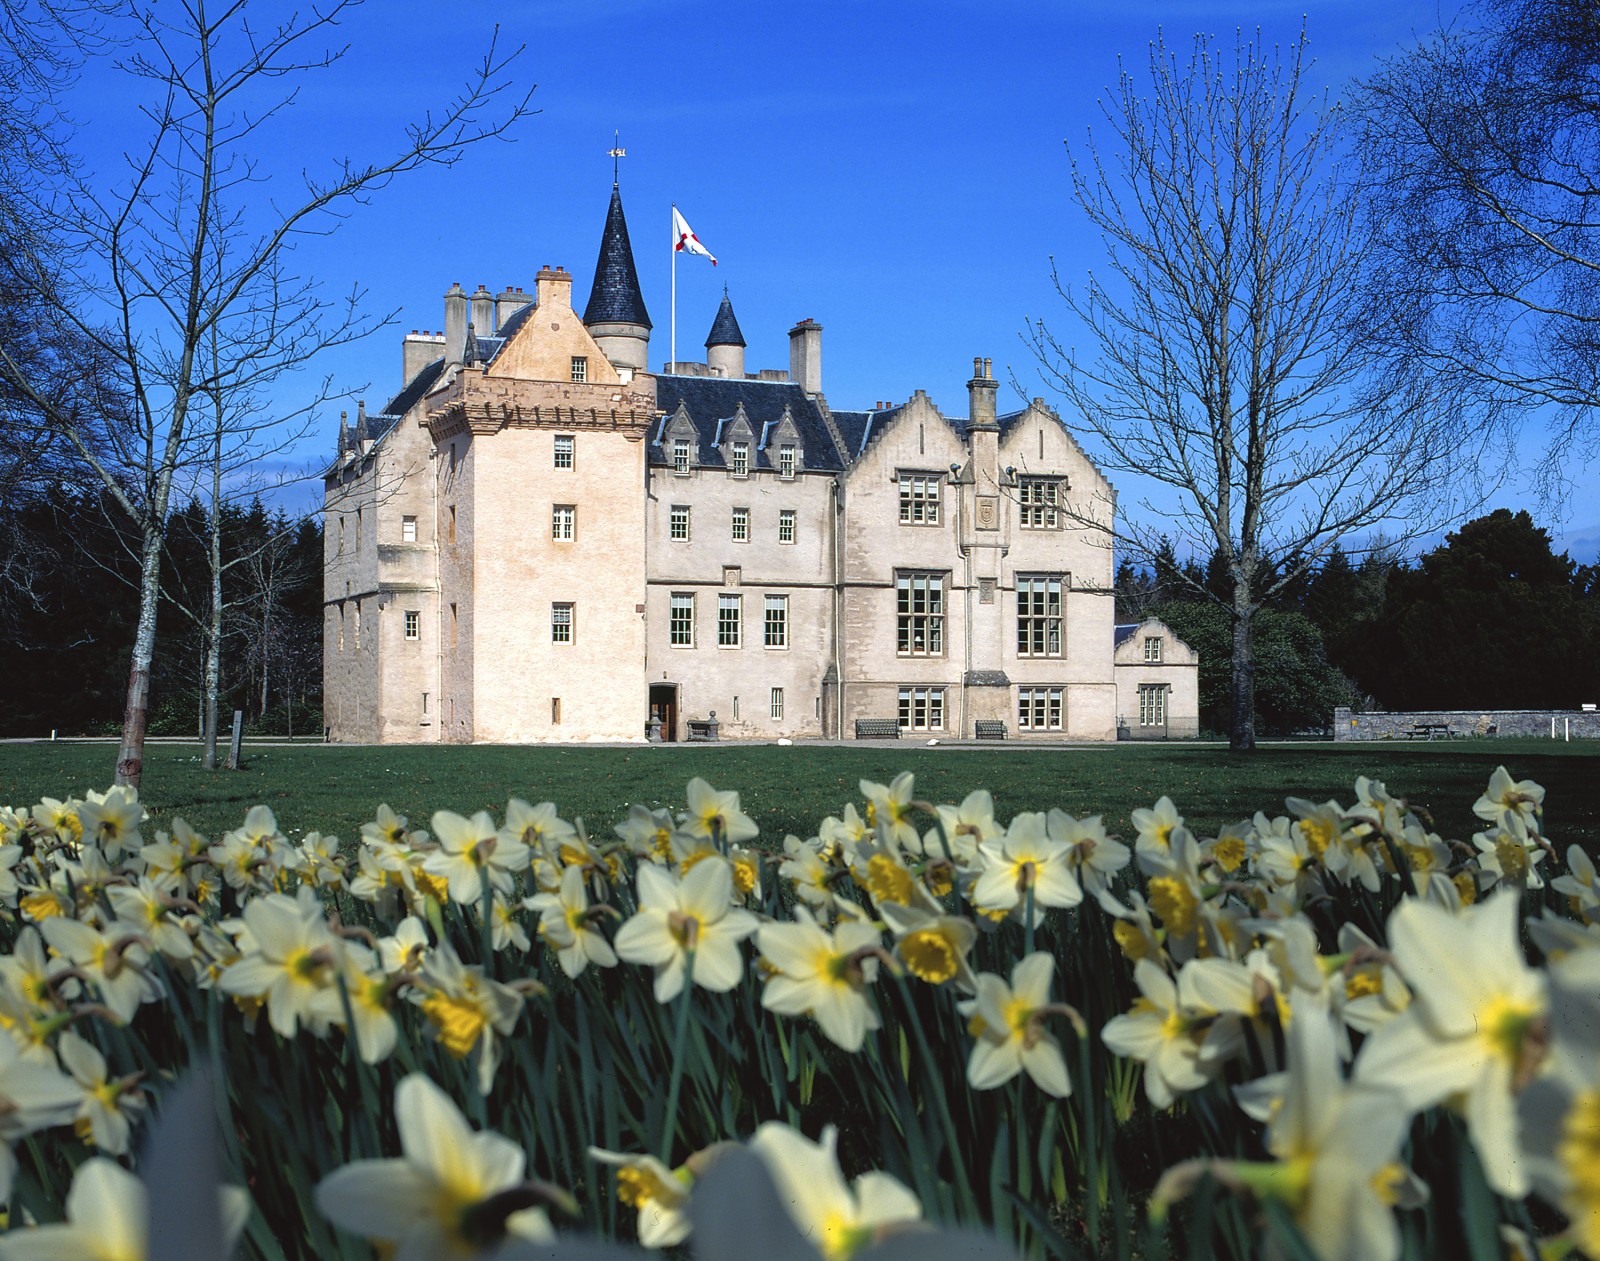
top-left (1030, 27), bottom-right (1459, 750)
top-left (1355, 0), bottom-right (1600, 488)
top-left (0, 1), bottom-right (535, 787)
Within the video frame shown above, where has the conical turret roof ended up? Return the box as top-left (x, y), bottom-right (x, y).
top-left (583, 185), bottom-right (652, 329)
top-left (705, 291), bottom-right (746, 348)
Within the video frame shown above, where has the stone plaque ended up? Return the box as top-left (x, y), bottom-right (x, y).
top-left (723, 566), bottom-right (741, 588)
top-left (978, 578), bottom-right (996, 604)
top-left (975, 495), bottom-right (999, 530)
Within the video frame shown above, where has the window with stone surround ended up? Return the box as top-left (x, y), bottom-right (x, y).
top-left (779, 444), bottom-right (796, 479)
top-left (401, 515), bottom-right (417, 543)
top-left (764, 594), bottom-right (788, 648)
top-left (771, 687), bottom-right (784, 719)
top-left (1018, 687), bottom-right (1063, 731)
top-left (552, 505), bottom-right (575, 541)
top-left (896, 571), bottom-right (945, 656)
top-left (670, 504), bottom-right (691, 541)
top-left (778, 509), bottom-right (796, 544)
top-left (1019, 477), bottom-right (1062, 528)
top-left (1016, 575), bottom-right (1064, 657)
top-left (1144, 636), bottom-right (1163, 662)
top-left (570, 356), bottom-right (587, 383)
top-left (898, 686), bottom-right (945, 731)
top-left (732, 507), bottom-right (749, 543)
top-left (1139, 684), bottom-right (1168, 726)
top-left (670, 593), bottom-right (694, 646)
top-left (673, 439), bottom-right (692, 475)
top-left (718, 594), bottom-right (741, 647)
top-left (554, 435), bottom-right (574, 469)
top-left (551, 602), bottom-right (573, 644)
top-left (731, 441), bottom-right (750, 477)
top-left (404, 610), bottom-right (420, 640)
top-left (898, 473), bottom-right (942, 525)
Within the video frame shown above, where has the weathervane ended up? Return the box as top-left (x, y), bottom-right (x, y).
top-left (608, 131), bottom-right (625, 185)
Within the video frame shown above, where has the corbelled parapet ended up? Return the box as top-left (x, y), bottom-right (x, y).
top-left (424, 369), bottom-right (658, 442)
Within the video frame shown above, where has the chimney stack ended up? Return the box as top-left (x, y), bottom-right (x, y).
top-left (470, 284), bottom-right (495, 335)
top-left (967, 355), bottom-right (999, 490)
top-left (788, 318), bottom-right (822, 396)
top-left (403, 329), bottom-right (446, 387)
top-left (535, 265), bottom-right (574, 315)
top-left (968, 354), bottom-right (998, 430)
top-left (444, 283), bottom-right (468, 364)
top-left (495, 285), bottom-right (525, 328)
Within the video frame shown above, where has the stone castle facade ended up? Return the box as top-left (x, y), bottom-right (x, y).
top-left (322, 186), bottom-right (1198, 743)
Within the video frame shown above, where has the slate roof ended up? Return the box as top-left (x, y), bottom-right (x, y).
top-left (705, 293), bottom-right (745, 347)
top-left (582, 185), bottom-right (652, 329)
top-left (1114, 623), bottom-right (1141, 648)
top-left (375, 357), bottom-right (447, 421)
top-left (651, 376), bottom-right (848, 472)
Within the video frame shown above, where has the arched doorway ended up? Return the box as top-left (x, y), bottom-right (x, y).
top-left (649, 683), bottom-right (679, 742)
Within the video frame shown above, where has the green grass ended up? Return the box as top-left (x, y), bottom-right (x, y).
top-left (4, 737), bottom-right (1597, 851)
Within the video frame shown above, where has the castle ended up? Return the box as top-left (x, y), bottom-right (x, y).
top-left (322, 185), bottom-right (1199, 743)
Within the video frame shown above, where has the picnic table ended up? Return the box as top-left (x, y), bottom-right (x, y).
top-left (1406, 723), bottom-right (1454, 740)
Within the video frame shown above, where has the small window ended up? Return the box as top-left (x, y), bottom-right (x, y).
top-left (732, 507), bottom-right (749, 543)
top-left (1018, 687), bottom-right (1064, 731)
top-left (449, 602), bottom-right (458, 648)
top-left (670, 504), bottom-right (691, 541)
top-left (718, 594), bottom-right (742, 647)
top-left (421, 692), bottom-right (429, 715)
top-left (1139, 684), bottom-right (1168, 726)
top-left (1144, 636), bottom-right (1163, 663)
top-left (552, 698), bottom-right (562, 724)
top-left (401, 515), bottom-right (417, 543)
top-left (551, 603), bottom-right (573, 644)
top-left (338, 516), bottom-right (346, 554)
top-left (779, 444), bottom-right (796, 479)
top-left (731, 441), bottom-right (749, 477)
top-left (570, 356), bottom-right (587, 383)
top-left (898, 686), bottom-right (945, 732)
top-left (778, 509), bottom-right (796, 544)
top-left (673, 439), bottom-right (692, 475)
top-left (898, 474), bottom-right (942, 525)
top-left (448, 505), bottom-right (457, 543)
top-left (553, 505), bottom-right (575, 541)
top-left (355, 508), bottom-right (362, 548)
top-left (337, 607), bottom-right (345, 652)
top-left (554, 435), bottom-right (574, 469)
top-left (732, 695), bottom-right (740, 721)
top-left (1019, 478), bottom-right (1062, 529)
top-left (670, 593), bottom-right (695, 646)
top-left (353, 604), bottom-right (361, 650)
top-left (770, 687), bottom-right (784, 720)
top-left (764, 594), bottom-right (788, 648)
top-left (404, 610), bottom-right (420, 640)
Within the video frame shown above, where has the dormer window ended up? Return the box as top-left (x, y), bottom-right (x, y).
top-left (673, 438), bottom-right (692, 475)
top-left (570, 356), bottom-right (588, 383)
top-left (731, 441), bottom-right (750, 477)
top-left (779, 444), bottom-right (796, 479)
top-left (1144, 635), bottom-right (1163, 663)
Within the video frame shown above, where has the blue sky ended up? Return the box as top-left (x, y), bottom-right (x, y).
top-left (60, 0), bottom-right (1598, 558)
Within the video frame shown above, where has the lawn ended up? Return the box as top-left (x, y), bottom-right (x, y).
top-left (4, 737), bottom-right (1596, 852)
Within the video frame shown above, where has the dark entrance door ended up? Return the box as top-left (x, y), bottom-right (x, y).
top-left (649, 684), bottom-right (678, 742)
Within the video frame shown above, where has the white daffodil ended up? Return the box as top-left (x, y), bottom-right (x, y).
top-left (214, 888), bottom-right (342, 1039)
top-left (1330, 922), bottom-right (1410, 1037)
top-left (106, 878), bottom-right (195, 963)
top-left (613, 857), bottom-right (757, 1003)
top-left (1353, 890), bottom-right (1546, 1197)
top-left (320, 943), bottom-right (400, 1066)
top-left (1049, 809), bottom-right (1130, 903)
top-left (378, 915), bottom-right (430, 975)
top-left (57, 1031), bottom-right (144, 1156)
top-left (425, 810), bottom-right (529, 907)
top-left (39, 916), bottom-right (160, 1024)
top-left (1551, 843), bottom-right (1600, 915)
top-left (76, 786), bottom-right (146, 862)
top-left (756, 908), bottom-right (882, 1052)
top-left (859, 773), bottom-right (920, 854)
top-left (1473, 766), bottom-right (1545, 828)
top-left (971, 812), bottom-right (1083, 926)
top-left (680, 778), bottom-right (759, 847)
top-left (958, 952), bottom-right (1074, 1097)
top-left (526, 864), bottom-right (618, 979)
top-left (1102, 958), bottom-right (1229, 1109)
top-left (0, 1032), bottom-right (80, 1204)
top-left (1471, 810), bottom-right (1546, 892)
top-left (1131, 796), bottom-right (1190, 874)
top-left (1518, 949), bottom-right (1600, 1258)
top-left (0, 1156), bottom-right (249, 1261)
top-left (748, 1122), bottom-right (923, 1260)
top-left (778, 834), bottom-right (841, 919)
top-left (315, 1073), bottom-right (553, 1258)
top-left (928, 788), bottom-right (1001, 864)
top-left (502, 797), bottom-right (577, 862)
top-left (878, 899), bottom-right (978, 991)
top-left (589, 1147), bottom-right (693, 1248)
top-left (414, 941), bottom-right (524, 1094)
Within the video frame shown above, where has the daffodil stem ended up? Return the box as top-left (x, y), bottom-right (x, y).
top-left (1024, 885), bottom-right (1036, 957)
top-left (659, 949), bottom-right (697, 1163)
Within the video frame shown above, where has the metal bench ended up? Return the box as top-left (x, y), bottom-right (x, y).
top-left (974, 720), bottom-right (1007, 740)
top-left (854, 718), bottom-right (901, 739)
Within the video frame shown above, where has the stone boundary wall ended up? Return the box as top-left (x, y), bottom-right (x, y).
top-left (1333, 706), bottom-right (1600, 741)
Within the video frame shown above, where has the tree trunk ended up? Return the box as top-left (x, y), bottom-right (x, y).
top-left (115, 526), bottom-right (164, 787)
top-left (202, 551), bottom-right (221, 769)
top-left (1229, 592), bottom-right (1257, 752)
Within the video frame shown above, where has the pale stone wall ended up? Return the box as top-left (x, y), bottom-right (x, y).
top-left (436, 428), bottom-right (477, 742)
top-left (644, 462), bottom-right (836, 739)
top-left (323, 444), bottom-right (381, 742)
top-left (1114, 618), bottom-right (1201, 739)
top-left (1333, 707), bottom-right (1600, 740)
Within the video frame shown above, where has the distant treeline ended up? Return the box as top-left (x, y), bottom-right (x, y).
top-left (1117, 509), bottom-right (1600, 737)
top-left (1, 495), bottom-right (323, 738)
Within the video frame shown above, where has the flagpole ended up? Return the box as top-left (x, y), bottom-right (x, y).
top-left (670, 202), bottom-right (677, 373)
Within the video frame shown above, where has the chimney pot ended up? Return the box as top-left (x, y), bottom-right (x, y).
top-left (973, 356), bottom-right (983, 378)
top-left (984, 357), bottom-right (993, 379)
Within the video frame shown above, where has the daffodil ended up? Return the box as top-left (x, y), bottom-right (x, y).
top-left (613, 803), bottom-right (681, 865)
top-left (1101, 958), bottom-right (1228, 1109)
top-left (526, 864), bottom-right (618, 979)
top-left (680, 778), bottom-right (759, 847)
top-left (613, 856), bottom-right (757, 1003)
top-left (1473, 766), bottom-right (1545, 828)
top-left (589, 1147), bottom-right (693, 1247)
top-left (1471, 810), bottom-right (1546, 892)
top-left (75, 786), bottom-right (146, 862)
top-left (214, 888), bottom-right (342, 1038)
top-left (971, 812), bottom-right (1082, 925)
top-left (321, 944), bottom-right (401, 1065)
top-left (928, 788), bottom-right (1001, 864)
top-left (1552, 843), bottom-right (1600, 915)
top-left (859, 773), bottom-right (920, 853)
top-left (756, 907), bottom-right (882, 1051)
top-left (39, 917), bottom-right (160, 1024)
top-left (1048, 808), bottom-right (1130, 902)
top-left (315, 1073), bottom-right (553, 1258)
top-left (425, 809), bottom-right (529, 906)
top-left (878, 899), bottom-right (977, 991)
top-left (57, 1031), bottom-right (144, 1155)
top-left (1353, 889), bottom-right (1546, 1197)
top-left (1131, 795), bottom-right (1189, 874)
top-left (377, 915), bottom-right (431, 975)
top-left (958, 952), bottom-right (1074, 1097)
top-left (778, 834), bottom-right (841, 919)
top-left (0, 1032), bottom-right (80, 1204)
top-left (413, 941), bottom-right (523, 1094)
top-left (747, 1122), bottom-right (923, 1261)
